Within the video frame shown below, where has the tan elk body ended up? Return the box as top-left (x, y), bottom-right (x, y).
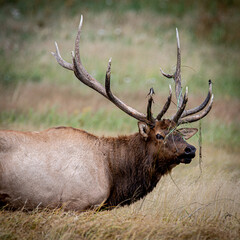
top-left (0, 16), bottom-right (213, 211)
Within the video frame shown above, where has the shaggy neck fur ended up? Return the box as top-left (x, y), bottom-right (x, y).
top-left (102, 133), bottom-right (171, 208)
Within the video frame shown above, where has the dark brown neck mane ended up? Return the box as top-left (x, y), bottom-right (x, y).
top-left (103, 133), bottom-right (170, 209)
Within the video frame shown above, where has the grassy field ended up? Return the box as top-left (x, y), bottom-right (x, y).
top-left (0, 1), bottom-right (240, 239)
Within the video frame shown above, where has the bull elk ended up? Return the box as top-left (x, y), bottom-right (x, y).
top-left (0, 16), bottom-right (213, 211)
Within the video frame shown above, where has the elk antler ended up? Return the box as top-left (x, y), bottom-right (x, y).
top-left (52, 15), bottom-right (151, 124)
top-left (160, 28), bottom-right (214, 125)
top-left (52, 15), bottom-right (172, 126)
top-left (52, 16), bottom-right (213, 126)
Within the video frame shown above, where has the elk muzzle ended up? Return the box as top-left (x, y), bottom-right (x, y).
top-left (178, 144), bottom-right (196, 164)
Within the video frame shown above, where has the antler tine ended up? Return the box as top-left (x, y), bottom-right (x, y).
top-left (181, 80), bottom-right (212, 118)
top-left (73, 15), bottom-right (108, 97)
top-left (51, 42), bottom-right (74, 70)
top-left (160, 68), bottom-right (173, 78)
top-left (178, 94), bottom-right (214, 124)
top-left (105, 57), bottom-right (112, 94)
top-left (172, 87), bottom-right (188, 124)
top-left (105, 58), bottom-right (149, 123)
top-left (156, 85), bottom-right (172, 120)
top-left (75, 15), bottom-right (83, 65)
top-left (160, 28), bottom-right (184, 121)
top-left (146, 88), bottom-right (155, 123)
top-left (174, 28), bottom-right (183, 107)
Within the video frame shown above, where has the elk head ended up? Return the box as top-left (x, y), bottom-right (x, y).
top-left (52, 15), bottom-right (213, 166)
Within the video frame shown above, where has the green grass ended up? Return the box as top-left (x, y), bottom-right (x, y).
top-left (1, 108), bottom-right (239, 151)
top-left (204, 121), bottom-right (240, 151)
top-left (0, 108), bottom-right (137, 134)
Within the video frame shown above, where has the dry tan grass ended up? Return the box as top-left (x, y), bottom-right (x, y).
top-left (0, 147), bottom-right (239, 240)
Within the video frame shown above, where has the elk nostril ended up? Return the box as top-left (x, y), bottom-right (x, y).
top-left (185, 146), bottom-right (192, 154)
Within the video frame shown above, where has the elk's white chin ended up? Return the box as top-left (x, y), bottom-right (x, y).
top-left (180, 158), bottom-right (192, 164)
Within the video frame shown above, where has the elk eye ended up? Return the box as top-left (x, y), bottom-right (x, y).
top-left (156, 134), bottom-right (164, 140)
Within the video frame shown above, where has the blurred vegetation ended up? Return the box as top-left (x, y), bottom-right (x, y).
top-left (1, 0), bottom-right (239, 45)
top-left (0, 0), bottom-right (239, 89)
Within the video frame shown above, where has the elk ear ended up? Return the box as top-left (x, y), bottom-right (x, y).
top-left (138, 122), bottom-right (150, 139)
top-left (178, 128), bottom-right (198, 140)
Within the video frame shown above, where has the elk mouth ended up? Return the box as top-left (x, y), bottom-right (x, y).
top-left (177, 152), bottom-right (196, 164)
